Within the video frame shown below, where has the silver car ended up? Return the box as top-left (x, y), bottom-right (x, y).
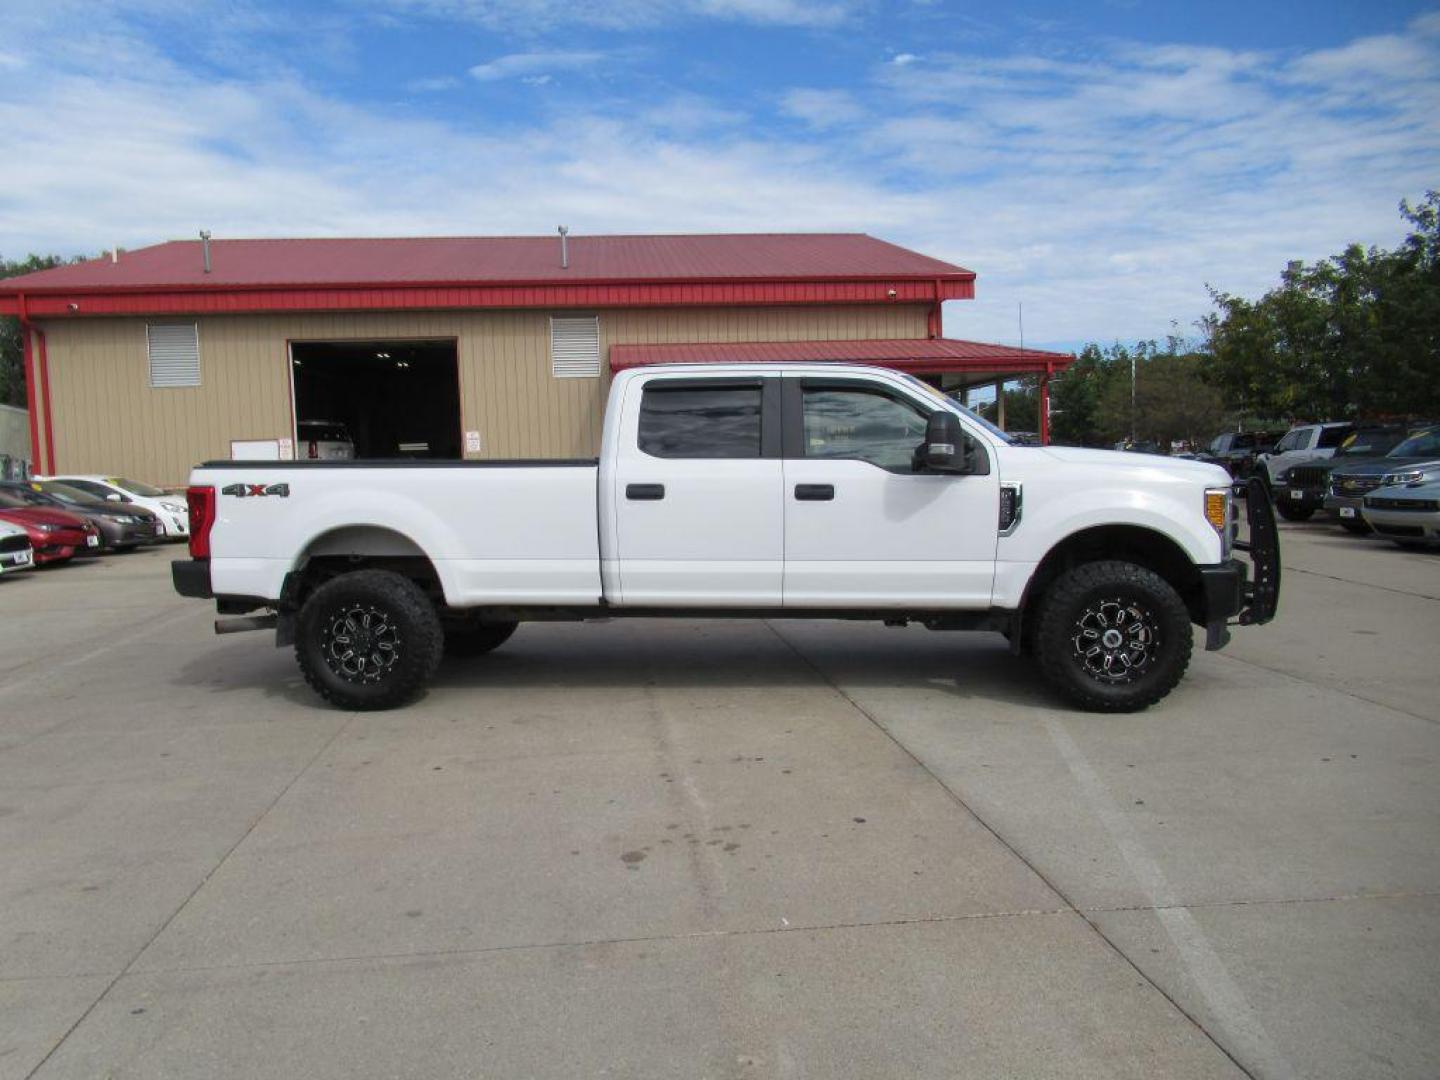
top-left (1362, 479), bottom-right (1440, 547)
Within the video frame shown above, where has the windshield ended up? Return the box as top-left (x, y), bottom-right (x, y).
top-left (1337, 430), bottom-right (1405, 457)
top-left (34, 482), bottom-right (98, 506)
top-left (896, 374), bottom-right (1014, 443)
top-left (1389, 428), bottom-right (1440, 458)
top-left (109, 477), bottom-right (166, 497)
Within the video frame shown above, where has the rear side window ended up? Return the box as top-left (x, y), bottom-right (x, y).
top-left (1317, 426), bottom-right (1353, 449)
top-left (638, 384), bottom-right (762, 459)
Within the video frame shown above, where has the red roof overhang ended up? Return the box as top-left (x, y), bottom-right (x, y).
top-left (609, 338), bottom-right (1074, 378)
top-left (0, 277), bottom-right (974, 319)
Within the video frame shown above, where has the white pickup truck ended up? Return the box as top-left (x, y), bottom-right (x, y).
top-left (172, 363), bottom-right (1280, 712)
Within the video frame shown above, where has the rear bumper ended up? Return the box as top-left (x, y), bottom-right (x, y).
top-left (172, 558), bottom-right (214, 599)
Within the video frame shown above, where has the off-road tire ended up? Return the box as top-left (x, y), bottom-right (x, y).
top-left (1275, 503), bottom-right (1314, 522)
top-left (1034, 560), bottom-right (1192, 713)
top-left (444, 620), bottom-right (519, 657)
top-left (1339, 516), bottom-right (1371, 535)
top-left (296, 570), bottom-right (443, 710)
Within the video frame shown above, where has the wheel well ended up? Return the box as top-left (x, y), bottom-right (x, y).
top-left (1022, 525), bottom-right (1206, 631)
top-left (286, 526), bottom-right (443, 609)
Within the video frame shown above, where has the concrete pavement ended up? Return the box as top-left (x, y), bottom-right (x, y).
top-left (0, 523), bottom-right (1436, 1078)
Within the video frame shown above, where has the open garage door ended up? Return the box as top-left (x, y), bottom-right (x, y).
top-left (290, 339), bottom-right (460, 460)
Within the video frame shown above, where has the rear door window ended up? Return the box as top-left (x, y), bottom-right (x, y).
top-left (638, 384), bottom-right (763, 459)
top-left (1317, 426), bottom-right (1353, 449)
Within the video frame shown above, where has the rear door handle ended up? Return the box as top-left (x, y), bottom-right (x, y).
top-left (626, 483), bottom-right (665, 501)
top-left (794, 484), bottom-right (834, 501)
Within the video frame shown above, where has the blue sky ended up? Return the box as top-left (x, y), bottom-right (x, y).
top-left (2, 0), bottom-right (1438, 351)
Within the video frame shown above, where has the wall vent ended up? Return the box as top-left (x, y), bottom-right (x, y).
top-left (147, 323), bottom-right (201, 387)
top-left (550, 316), bottom-right (600, 378)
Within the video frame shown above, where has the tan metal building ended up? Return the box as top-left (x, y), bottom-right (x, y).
top-left (0, 233), bottom-right (1071, 486)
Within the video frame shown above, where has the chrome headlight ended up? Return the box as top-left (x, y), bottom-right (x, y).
top-left (1383, 470), bottom-right (1423, 486)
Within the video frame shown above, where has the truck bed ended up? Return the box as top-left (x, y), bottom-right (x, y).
top-left (195, 459), bottom-right (603, 607)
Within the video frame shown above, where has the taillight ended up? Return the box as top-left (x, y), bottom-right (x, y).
top-left (187, 485), bottom-right (216, 560)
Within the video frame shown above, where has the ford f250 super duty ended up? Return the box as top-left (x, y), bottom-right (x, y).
top-left (172, 364), bottom-right (1280, 712)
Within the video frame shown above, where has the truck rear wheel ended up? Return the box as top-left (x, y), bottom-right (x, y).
top-left (444, 620), bottom-right (518, 657)
top-left (1034, 560), bottom-right (1192, 712)
top-left (296, 570), bottom-right (443, 710)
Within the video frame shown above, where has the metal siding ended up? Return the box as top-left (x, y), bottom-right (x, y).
top-left (37, 304), bottom-right (929, 484)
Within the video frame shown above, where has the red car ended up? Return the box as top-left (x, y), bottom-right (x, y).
top-left (0, 506), bottom-right (99, 565)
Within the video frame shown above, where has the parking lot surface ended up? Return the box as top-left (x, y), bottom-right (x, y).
top-left (2, 524), bottom-right (1437, 1079)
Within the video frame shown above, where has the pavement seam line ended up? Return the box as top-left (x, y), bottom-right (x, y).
top-left (116, 907), bottom-right (1075, 978)
top-left (1041, 714), bottom-right (1297, 1080)
top-left (1283, 563), bottom-right (1440, 603)
top-left (22, 710), bottom-right (357, 1080)
top-left (1083, 890), bottom-right (1440, 916)
top-left (1211, 648), bottom-right (1436, 727)
top-left (761, 619), bottom-right (1261, 1080)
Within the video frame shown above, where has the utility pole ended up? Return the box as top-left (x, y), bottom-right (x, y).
top-left (1130, 351), bottom-right (1137, 445)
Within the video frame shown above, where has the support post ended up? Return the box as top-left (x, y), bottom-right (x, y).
top-left (1039, 367), bottom-right (1052, 445)
top-left (994, 378), bottom-right (1006, 431)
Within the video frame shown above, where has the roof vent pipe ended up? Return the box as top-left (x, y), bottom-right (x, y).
top-left (558, 225), bottom-right (569, 269)
top-left (199, 229), bottom-right (212, 274)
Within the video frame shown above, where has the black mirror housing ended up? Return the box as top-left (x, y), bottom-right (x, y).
top-left (919, 412), bottom-right (969, 473)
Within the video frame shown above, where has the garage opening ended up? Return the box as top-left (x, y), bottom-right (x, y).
top-left (290, 339), bottom-right (460, 460)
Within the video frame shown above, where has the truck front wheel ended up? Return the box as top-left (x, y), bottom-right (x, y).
top-left (1034, 560), bottom-right (1192, 712)
top-left (295, 570), bottom-right (443, 710)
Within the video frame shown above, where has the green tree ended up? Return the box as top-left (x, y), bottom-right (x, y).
top-left (0, 255), bottom-right (71, 408)
top-left (1203, 192), bottom-right (1440, 421)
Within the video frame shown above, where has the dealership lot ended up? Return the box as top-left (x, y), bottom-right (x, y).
top-left (1, 526), bottom-right (1437, 1079)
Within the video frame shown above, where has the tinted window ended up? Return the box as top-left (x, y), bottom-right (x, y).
top-left (111, 477), bottom-right (166, 497)
top-left (60, 479), bottom-right (113, 499)
top-left (1275, 430), bottom-right (1304, 452)
top-left (1232, 433), bottom-right (1256, 450)
top-left (1317, 426), bottom-right (1353, 449)
top-left (802, 387), bottom-right (928, 472)
top-left (1338, 430), bottom-right (1405, 457)
top-left (638, 385), bottom-right (762, 459)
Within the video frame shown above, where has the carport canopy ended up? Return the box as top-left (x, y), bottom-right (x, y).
top-left (609, 337), bottom-right (1075, 442)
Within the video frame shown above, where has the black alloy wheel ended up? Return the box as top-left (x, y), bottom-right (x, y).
top-left (296, 570), bottom-right (443, 710)
top-left (1035, 560), bottom-right (1192, 712)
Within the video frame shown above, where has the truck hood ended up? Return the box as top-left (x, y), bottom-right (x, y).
top-left (1329, 456), bottom-right (1440, 477)
top-left (1031, 445), bottom-right (1230, 485)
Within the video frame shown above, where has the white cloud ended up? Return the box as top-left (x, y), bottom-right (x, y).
top-left (1, 6), bottom-right (1437, 351)
top-left (891, 52), bottom-right (917, 66)
top-left (468, 51), bottom-right (605, 81)
top-left (780, 88), bottom-right (864, 128)
top-left (375, 0), bottom-right (858, 30)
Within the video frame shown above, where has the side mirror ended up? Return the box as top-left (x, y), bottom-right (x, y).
top-left (917, 412), bottom-right (970, 474)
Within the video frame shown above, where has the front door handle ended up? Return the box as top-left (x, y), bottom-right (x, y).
top-left (626, 483), bottom-right (665, 501)
top-left (794, 483), bottom-right (835, 501)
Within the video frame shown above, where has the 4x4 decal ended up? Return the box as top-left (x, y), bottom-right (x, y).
top-left (221, 483), bottom-right (290, 498)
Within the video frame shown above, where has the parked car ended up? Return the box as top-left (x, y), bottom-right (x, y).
top-left (1325, 424), bottom-right (1440, 533)
top-left (0, 502), bottom-right (99, 565)
top-left (1256, 422), bottom-right (1355, 488)
top-left (1201, 430), bottom-right (1284, 480)
top-left (1272, 425), bottom-right (1416, 522)
top-left (1362, 479), bottom-right (1440, 547)
top-left (171, 362), bottom-right (1282, 714)
top-left (297, 420), bottom-right (356, 461)
top-left (39, 475), bottom-right (189, 539)
top-left (0, 480), bottom-right (162, 551)
top-left (0, 519), bottom-right (35, 575)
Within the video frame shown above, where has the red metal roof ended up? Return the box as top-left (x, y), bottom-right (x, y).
top-left (0, 233), bottom-right (975, 319)
top-left (609, 338), bottom-right (1073, 376)
top-left (1, 233), bottom-right (970, 291)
